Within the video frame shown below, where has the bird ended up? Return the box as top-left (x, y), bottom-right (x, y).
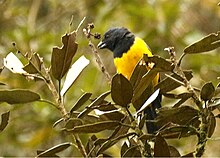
top-left (97, 27), bottom-right (161, 134)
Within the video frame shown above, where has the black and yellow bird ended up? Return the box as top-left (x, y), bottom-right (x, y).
top-left (97, 27), bottom-right (161, 133)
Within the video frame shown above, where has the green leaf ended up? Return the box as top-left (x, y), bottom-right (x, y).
top-left (51, 31), bottom-right (78, 80)
top-left (154, 133), bottom-right (170, 157)
top-left (121, 142), bottom-right (129, 157)
top-left (130, 64), bottom-right (148, 89)
top-left (144, 55), bottom-right (175, 72)
top-left (207, 112), bottom-right (216, 138)
top-left (169, 145), bottom-right (181, 157)
top-left (155, 70), bottom-right (193, 94)
top-left (66, 121), bottom-right (120, 133)
top-left (122, 145), bottom-right (142, 157)
top-left (200, 82), bottom-right (215, 101)
top-left (184, 31), bottom-right (220, 54)
top-left (70, 92), bottom-right (92, 113)
top-left (65, 118), bottom-right (83, 129)
top-left (77, 91), bottom-right (110, 119)
top-left (37, 142), bottom-right (71, 157)
top-left (0, 111), bottom-right (10, 132)
top-left (111, 74), bottom-right (133, 107)
top-left (0, 89), bottom-right (40, 104)
top-left (132, 69), bottom-right (158, 103)
top-left (23, 53), bottom-right (42, 74)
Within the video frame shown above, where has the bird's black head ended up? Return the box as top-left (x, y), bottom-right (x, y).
top-left (97, 27), bottom-right (135, 58)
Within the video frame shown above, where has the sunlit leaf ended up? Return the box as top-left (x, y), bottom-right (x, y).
top-left (111, 74), bottom-right (133, 107)
top-left (66, 121), bottom-right (120, 133)
top-left (37, 142), bottom-right (71, 157)
top-left (3, 52), bottom-right (26, 74)
top-left (184, 32), bottom-right (220, 54)
top-left (70, 92), bottom-right (92, 113)
top-left (0, 89), bottom-right (40, 104)
top-left (200, 82), bottom-right (215, 101)
top-left (154, 133), bottom-right (170, 157)
top-left (60, 56), bottom-right (90, 96)
top-left (51, 31), bottom-right (78, 80)
top-left (0, 111), bottom-right (10, 132)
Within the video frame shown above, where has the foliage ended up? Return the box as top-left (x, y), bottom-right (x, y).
top-left (0, 0), bottom-right (220, 157)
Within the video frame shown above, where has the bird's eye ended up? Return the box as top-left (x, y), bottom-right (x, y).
top-left (105, 34), bottom-right (109, 39)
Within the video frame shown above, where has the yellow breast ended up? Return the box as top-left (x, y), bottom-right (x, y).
top-left (114, 37), bottom-right (153, 80)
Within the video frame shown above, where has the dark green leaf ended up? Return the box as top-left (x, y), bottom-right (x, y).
top-left (37, 142), bottom-right (71, 157)
top-left (111, 74), bottom-right (133, 107)
top-left (66, 121), bottom-right (120, 133)
top-left (132, 69), bottom-right (158, 104)
top-left (184, 32), bottom-right (220, 54)
top-left (200, 82), bottom-right (215, 101)
top-left (97, 133), bottom-right (135, 155)
top-left (121, 142), bottom-right (129, 157)
top-left (77, 91), bottom-right (110, 119)
top-left (23, 53), bottom-right (42, 74)
top-left (144, 55), bottom-right (175, 72)
top-left (207, 112), bottom-right (216, 138)
top-left (65, 118), bottom-right (83, 129)
top-left (0, 111), bottom-right (10, 132)
top-left (51, 31), bottom-right (78, 80)
top-left (155, 70), bottom-right (193, 94)
top-left (154, 133), bottom-right (170, 157)
top-left (70, 92), bottom-right (92, 113)
top-left (169, 145), bottom-right (181, 157)
top-left (130, 64), bottom-right (148, 89)
top-left (122, 145), bottom-right (141, 157)
top-left (0, 89), bottom-right (40, 104)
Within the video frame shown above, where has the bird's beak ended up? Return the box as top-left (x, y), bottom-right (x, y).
top-left (97, 41), bottom-right (107, 49)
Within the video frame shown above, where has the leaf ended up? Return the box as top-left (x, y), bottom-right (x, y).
top-left (122, 145), bottom-right (142, 157)
top-left (60, 56), bottom-right (90, 96)
top-left (121, 142), bottom-right (129, 157)
top-left (3, 52), bottom-right (26, 74)
top-left (156, 106), bottom-right (200, 130)
top-left (66, 121), bottom-right (120, 133)
top-left (169, 145), bottom-right (181, 157)
top-left (51, 31), bottom-right (78, 80)
top-left (207, 112), bottom-right (216, 138)
top-left (184, 32), bottom-right (220, 54)
top-left (0, 111), bottom-right (10, 132)
top-left (65, 118), bottom-right (83, 129)
top-left (0, 89), bottom-right (40, 104)
top-left (70, 92), bottom-right (92, 113)
top-left (132, 69), bottom-right (158, 103)
top-left (111, 74), bottom-right (133, 107)
top-left (144, 55), bottom-right (175, 72)
top-left (130, 64), bottom-right (148, 89)
top-left (37, 142), bottom-right (71, 157)
top-left (135, 89), bottom-right (160, 115)
top-left (23, 53), bottom-right (42, 74)
top-left (200, 82), bottom-right (215, 101)
top-left (77, 91), bottom-right (110, 119)
top-left (154, 133), bottom-right (170, 157)
top-left (155, 70), bottom-right (193, 94)
top-left (97, 133), bottom-right (135, 155)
